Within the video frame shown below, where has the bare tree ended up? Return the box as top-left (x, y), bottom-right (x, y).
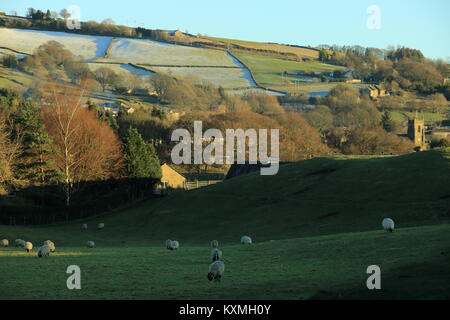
top-left (59, 8), bottom-right (70, 20)
top-left (0, 115), bottom-right (22, 195)
top-left (41, 83), bottom-right (123, 207)
top-left (94, 67), bottom-right (118, 92)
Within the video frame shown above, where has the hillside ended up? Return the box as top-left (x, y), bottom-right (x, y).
top-left (1, 149), bottom-right (450, 300)
top-left (1, 149), bottom-right (449, 245)
top-left (0, 27), bottom-right (343, 92)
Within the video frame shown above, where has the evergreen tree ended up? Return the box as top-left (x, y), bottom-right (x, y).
top-left (381, 111), bottom-right (396, 133)
top-left (123, 127), bottom-right (161, 179)
top-left (13, 99), bottom-right (57, 184)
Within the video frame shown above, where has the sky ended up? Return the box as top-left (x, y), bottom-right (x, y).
top-left (2, 0), bottom-right (449, 60)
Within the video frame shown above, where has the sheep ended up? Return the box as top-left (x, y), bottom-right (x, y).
top-left (86, 241), bottom-right (95, 248)
top-left (1, 239), bottom-right (8, 247)
top-left (382, 218), bottom-right (395, 232)
top-left (208, 261), bottom-right (225, 282)
top-left (37, 245), bottom-right (51, 258)
top-left (165, 239), bottom-right (173, 250)
top-left (171, 240), bottom-right (179, 250)
top-left (43, 240), bottom-right (56, 253)
top-left (240, 235), bottom-right (252, 245)
top-left (211, 240), bottom-right (219, 248)
top-left (15, 239), bottom-right (25, 247)
top-left (97, 223), bottom-right (105, 230)
top-left (82, 224), bottom-right (88, 230)
top-left (24, 241), bottom-right (33, 252)
top-left (211, 248), bottom-right (222, 262)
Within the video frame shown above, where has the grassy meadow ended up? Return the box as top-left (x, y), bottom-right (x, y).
top-left (204, 36), bottom-right (320, 60)
top-left (232, 52), bottom-right (345, 87)
top-left (1, 149), bottom-right (449, 299)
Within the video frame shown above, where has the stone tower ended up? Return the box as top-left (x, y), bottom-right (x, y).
top-left (407, 118), bottom-right (425, 148)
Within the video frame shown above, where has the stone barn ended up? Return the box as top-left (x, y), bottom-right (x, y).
top-left (160, 164), bottom-right (186, 189)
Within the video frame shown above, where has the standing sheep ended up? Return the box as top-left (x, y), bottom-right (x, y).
top-left (240, 235), bottom-right (252, 245)
top-left (97, 223), bottom-right (105, 230)
top-left (37, 245), bottom-right (51, 258)
top-left (208, 261), bottom-right (225, 282)
top-left (165, 239), bottom-right (173, 250)
top-left (82, 224), bottom-right (88, 230)
top-left (382, 218), bottom-right (395, 232)
top-left (43, 240), bottom-right (56, 253)
top-left (15, 239), bottom-right (25, 247)
top-left (86, 241), bottom-right (95, 248)
top-left (210, 240), bottom-right (219, 248)
top-left (171, 240), bottom-right (179, 250)
top-left (211, 248), bottom-right (222, 262)
top-left (1, 239), bottom-right (9, 247)
top-left (24, 241), bottom-right (33, 252)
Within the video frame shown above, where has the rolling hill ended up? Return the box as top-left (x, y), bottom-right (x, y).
top-left (1, 149), bottom-right (449, 299)
top-left (0, 27), bottom-right (346, 92)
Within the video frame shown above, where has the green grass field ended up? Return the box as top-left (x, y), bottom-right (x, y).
top-left (0, 66), bottom-right (34, 92)
top-left (1, 149), bottom-right (450, 299)
top-left (204, 36), bottom-right (320, 60)
top-left (233, 52), bottom-right (345, 87)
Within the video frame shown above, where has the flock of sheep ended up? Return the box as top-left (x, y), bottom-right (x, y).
top-left (0, 222), bottom-right (106, 257)
top-left (1, 219), bottom-right (395, 281)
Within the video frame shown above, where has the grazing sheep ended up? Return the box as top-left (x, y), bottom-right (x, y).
top-left (165, 239), bottom-right (173, 250)
top-left (15, 239), bottom-right (25, 247)
top-left (211, 248), bottom-right (222, 262)
top-left (37, 245), bottom-right (51, 258)
top-left (240, 235), bottom-right (252, 245)
top-left (43, 240), bottom-right (56, 253)
top-left (25, 241), bottom-right (33, 252)
top-left (1, 239), bottom-right (9, 247)
top-left (211, 240), bottom-right (219, 248)
top-left (208, 261), bottom-right (225, 282)
top-left (86, 241), bottom-right (95, 248)
top-left (97, 223), bottom-right (105, 230)
top-left (82, 224), bottom-right (88, 230)
top-left (171, 240), bottom-right (179, 250)
top-left (382, 218), bottom-right (395, 232)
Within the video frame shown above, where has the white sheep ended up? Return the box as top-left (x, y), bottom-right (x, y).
top-left (37, 245), bottom-right (51, 258)
top-left (211, 240), bottom-right (219, 248)
top-left (382, 218), bottom-right (395, 232)
top-left (15, 239), bottom-right (25, 247)
top-left (43, 240), bottom-right (56, 253)
top-left (82, 224), bottom-right (88, 230)
top-left (86, 241), bottom-right (95, 248)
top-left (97, 223), bottom-right (105, 230)
top-left (211, 248), bottom-right (222, 262)
top-left (171, 240), bottom-right (179, 250)
top-left (208, 261), bottom-right (225, 282)
top-left (165, 239), bottom-right (173, 250)
top-left (1, 239), bottom-right (9, 247)
top-left (25, 241), bottom-right (33, 252)
top-left (240, 235), bottom-right (252, 245)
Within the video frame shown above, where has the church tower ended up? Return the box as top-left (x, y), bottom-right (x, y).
top-left (407, 118), bottom-right (425, 148)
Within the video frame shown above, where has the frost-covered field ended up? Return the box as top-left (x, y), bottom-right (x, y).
top-left (86, 63), bottom-right (154, 79)
top-left (108, 38), bottom-right (236, 66)
top-left (226, 87), bottom-right (285, 96)
top-left (0, 28), bottom-right (112, 60)
top-left (148, 66), bottom-right (255, 88)
top-left (0, 48), bottom-right (28, 60)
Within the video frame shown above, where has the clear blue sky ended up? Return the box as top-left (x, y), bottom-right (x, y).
top-left (2, 0), bottom-right (449, 60)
